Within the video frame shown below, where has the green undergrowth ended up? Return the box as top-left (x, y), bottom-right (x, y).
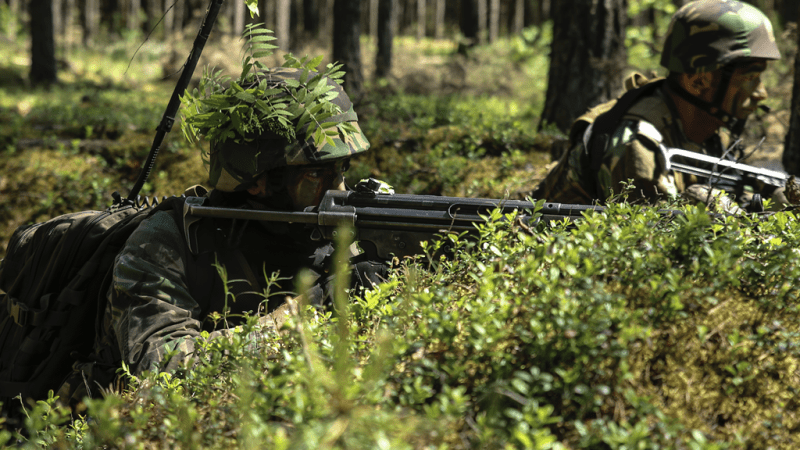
top-left (7, 200), bottom-right (800, 449)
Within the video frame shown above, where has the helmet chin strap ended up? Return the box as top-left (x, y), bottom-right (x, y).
top-left (667, 66), bottom-right (746, 140)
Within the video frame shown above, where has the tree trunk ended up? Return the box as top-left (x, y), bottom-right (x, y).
top-left (513, 0), bottom-right (524, 34)
top-left (322, 0), bottom-right (334, 41)
top-left (84, 0), bottom-right (99, 44)
top-left (778, 0), bottom-right (797, 25)
top-left (333, 0), bottom-right (364, 103)
top-left (376, 0), bottom-right (393, 78)
top-left (489, 0), bottom-right (499, 42)
top-left (477, 0), bottom-right (487, 43)
top-left (417, 0), bottom-right (425, 39)
top-left (434, 0), bottom-right (444, 39)
top-left (370, 0), bottom-right (378, 40)
top-left (783, 3), bottom-right (800, 175)
top-left (231, 0), bottom-right (245, 35)
top-left (460, 0), bottom-right (478, 42)
top-left (304, 0), bottom-right (320, 37)
top-left (173, 0), bottom-right (186, 37)
top-left (30, 0), bottom-right (57, 85)
top-left (127, 0), bottom-right (139, 33)
top-left (53, 0), bottom-right (63, 41)
top-left (277, 0), bottom-right (290, 49)
top-left (65, 0), bottom-right (76, 47)
top-left (540, 0), bottom-right (627, 133)
top-left (7, 0), bottom-right (19, 40)
top-left (164, 0), bottom-right (173, 37)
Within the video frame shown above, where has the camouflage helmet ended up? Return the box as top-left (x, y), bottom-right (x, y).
top-left (661, 0), bottom-right (780, 74)
top-left (208, 67), bottom-right (370, 192)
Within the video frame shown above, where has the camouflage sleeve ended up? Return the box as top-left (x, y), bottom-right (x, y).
top-left (109, 210), bottom-right (202, 376)
top-left (596, 119), bottom-right (680, 202)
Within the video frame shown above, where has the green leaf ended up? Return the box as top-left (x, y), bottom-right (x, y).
top-left (245, 0), bottom-right (259, 18)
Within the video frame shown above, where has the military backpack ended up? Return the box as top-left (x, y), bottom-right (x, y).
top-left (0, 196), bottom-right (186, 426)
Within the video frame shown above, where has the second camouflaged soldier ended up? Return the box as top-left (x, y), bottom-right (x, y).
top-left (57, 67), bottom-right (383, 407)
top-left (533, 0), bottom-right (786, 208)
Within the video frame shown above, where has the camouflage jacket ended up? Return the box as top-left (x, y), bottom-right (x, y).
top-left (57, 196), bottom-right (338, 406)
top-left (533, 81), bottom-right (722, 204)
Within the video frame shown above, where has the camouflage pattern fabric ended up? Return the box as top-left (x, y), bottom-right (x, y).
top-left (534, 83), bottom-right (715, 204)
top-left (57, 204), bottom-right (342, 407)
top-left (208, 68), bottom-right (371, 192)
top-left (661, 0), bottom-right (780, 74)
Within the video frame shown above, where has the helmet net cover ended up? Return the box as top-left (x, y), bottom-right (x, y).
top-left (208, 67), bottom-right (371, 192)
top-left (660, 0), bottom-right (780, 74)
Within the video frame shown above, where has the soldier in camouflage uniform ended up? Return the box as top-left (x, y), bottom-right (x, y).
top-left (57, 68), bottom-right (381, 408)
top-left (533, 0), bottom-right (785, 208)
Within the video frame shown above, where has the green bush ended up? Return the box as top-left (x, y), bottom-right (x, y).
top-left (8, 201), bottom-right (799, 449)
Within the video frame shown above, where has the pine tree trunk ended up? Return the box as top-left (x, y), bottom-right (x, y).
top-left (303, 0), bottom-right (319, 37)
top-left (84, 0), bottom-right (99, 44)
top-left (782, 3), bottom-right (800, 175)
top-left (460, 0), bottom-right (478, 42)
top-left (540, 0), bottom-right (627, 133)
top-left (489, 0), bottom-right (499, 42)
top-left (53, 0), bottom-right (63, 41)
top-left (30, 0), bottom-right (57, 85)
top-left (127, 0), bottom-right (139, 33)
top-left (277, 0), bottom-right (290, 49)
top-left (417, 0), bottom-right (425, 39)
top-left (370, 0), bottom-right (378, 40)
top-left (514, 0), bottom-right (524, 33)
top-left (333, 0), bottom-right (363, 102)
top-left (234, 0), bottom-right (245, 34)
top-left (376, 0), bottom-right (393, 77)
top-left (7, 0), bottom-right (19, 40)
top-left (65, 0), bottom-right (75, 46)
top-left (434, 0), bottom-right (444, 39)
top-left (477, 0), bottom-right (486, 43)
top-left (164, 0), bottom-right (173, 37)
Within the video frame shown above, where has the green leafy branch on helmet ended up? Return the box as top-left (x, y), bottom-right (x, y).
top-left (180, 24), bottom-right (355, 151)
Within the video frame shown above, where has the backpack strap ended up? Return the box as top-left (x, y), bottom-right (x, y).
top-left (586, 78), bottom-right (665, 174)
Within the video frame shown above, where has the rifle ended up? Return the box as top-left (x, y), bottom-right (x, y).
top-left (662, 146), bottom-right (789, 188)
top-left (182, 179), bottom-right (604, 261)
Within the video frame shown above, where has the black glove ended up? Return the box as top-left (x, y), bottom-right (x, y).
top-left (351, 260), bottom-right (390, 291)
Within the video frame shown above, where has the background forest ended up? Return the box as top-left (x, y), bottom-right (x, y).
top-left (3, 0), bottom-right (800, 448)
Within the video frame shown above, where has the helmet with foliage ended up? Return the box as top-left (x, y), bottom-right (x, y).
top-left (660, 0), bottom-right (780, 74)
top-left (207, 67), bottom-right (370, 192)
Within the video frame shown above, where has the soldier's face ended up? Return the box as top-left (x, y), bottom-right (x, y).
top-left (283, 159), bottom-right (348, 210)
top-left (719, 60), bottom-right (768, 120)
